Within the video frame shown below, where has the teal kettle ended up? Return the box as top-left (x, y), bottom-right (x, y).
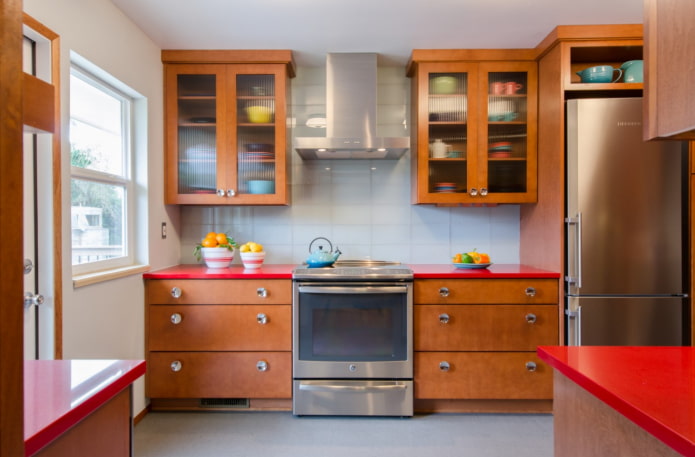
top-left (620, 60), bottom-right (643, 83)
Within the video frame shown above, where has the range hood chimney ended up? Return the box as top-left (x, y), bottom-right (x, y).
top-left (294, 53), bottom-right (410, 160)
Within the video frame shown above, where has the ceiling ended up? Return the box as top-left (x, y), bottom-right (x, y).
top-left (109, 0), bottom-right (643, 67)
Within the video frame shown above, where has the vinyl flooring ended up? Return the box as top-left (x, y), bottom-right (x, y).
top-left (133, 411), bottom-right (553, 457)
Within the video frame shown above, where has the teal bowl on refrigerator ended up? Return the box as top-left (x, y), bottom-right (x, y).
top-left (620, 60), bottom-right (643, 83)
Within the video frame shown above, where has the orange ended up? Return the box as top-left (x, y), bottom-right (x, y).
top-left (215, 233), bottom-right (228, 245)
top-left (205, 232), bottom-right (217, 239)
top-left (479, 253), bottom-right (491, 264)
top-left (201, 237), bottom-right (218, 247)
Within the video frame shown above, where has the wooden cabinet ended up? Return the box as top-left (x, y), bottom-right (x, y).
top-left (520, 26), bottom-right (643, 343)
top-left (162, 50), bottom-right (295, 205)
top-left (145, 278), bottom-right (292, 410)
top-left (644, 0), bottom-right (695, 140)
top-left (413, 278), bottom-right (558, 412)
top-left (407, 50), bottom-right (538, 205)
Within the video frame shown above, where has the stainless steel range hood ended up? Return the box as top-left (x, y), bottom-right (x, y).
top-left (294, 53), bottom-right (410, 160)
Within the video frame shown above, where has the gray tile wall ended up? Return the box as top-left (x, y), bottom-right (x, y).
top-left (180, 66), bottom-right (520, 265)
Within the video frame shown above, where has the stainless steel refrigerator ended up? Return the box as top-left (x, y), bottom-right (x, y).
top-left (565, 97), bottom-right (688, 346)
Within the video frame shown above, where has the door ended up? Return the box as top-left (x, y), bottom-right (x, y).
top-left (23, 29), bottom-right (56, 360)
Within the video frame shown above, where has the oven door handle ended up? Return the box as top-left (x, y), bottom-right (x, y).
top-left (298, 382), bottom-right (409, 392)
top-left (298, 285), bottom-right (408, 295)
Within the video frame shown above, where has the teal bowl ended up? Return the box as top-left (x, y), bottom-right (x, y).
top-left (620, 60), bottom-right (643, 83)
top-left (247, 180), bottom-right (275, 194)
top-left (576, 65), bottom-right (622, 83)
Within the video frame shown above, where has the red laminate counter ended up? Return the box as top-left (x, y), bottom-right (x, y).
top-left (25, 359), bottom-right (146, 456)
top-left (538, 346), bottom-right (695, 456)
top-left (143, 263), bottom-right (560, 279)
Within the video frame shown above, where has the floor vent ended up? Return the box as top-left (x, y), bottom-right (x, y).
top-left (199, 398), bottom-right (250, 408)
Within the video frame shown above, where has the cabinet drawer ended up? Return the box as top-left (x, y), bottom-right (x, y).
top-left (147, 351), bottom-right (291, 399)
top-left (414, 279), bottom-right (558, 305)
top-left (414, 304), bottom-right (558, 351)
top-left (148, 304), bottom-right (291, 351)
top-left (146, 279), bottom-right (291, 305)
top-left (414, 352), bottom-right (552, 400)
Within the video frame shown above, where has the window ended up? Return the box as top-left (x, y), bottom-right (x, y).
top-left (70, 64), bottom-right (134, 274)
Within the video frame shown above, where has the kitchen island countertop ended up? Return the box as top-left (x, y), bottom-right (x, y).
top-left (538, 346), bottom-right (695, 456)
top-left (143, 263), bottom-right (560, 279)
top-left (25, 359), bottom-right (146, 456)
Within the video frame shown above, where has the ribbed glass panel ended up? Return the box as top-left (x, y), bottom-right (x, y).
top-left (237, 74), bottom-right (276, 194)
top-left (178, 126), bottom-right (216, 193)
top-left (427, 72), bottom-right (469, 194)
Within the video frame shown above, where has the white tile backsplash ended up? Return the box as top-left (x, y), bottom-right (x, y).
top-left (180, 64), bottom-right (520, 265)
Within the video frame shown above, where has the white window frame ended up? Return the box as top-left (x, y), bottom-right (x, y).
top-left (69, 62), bottom-right (136, 276)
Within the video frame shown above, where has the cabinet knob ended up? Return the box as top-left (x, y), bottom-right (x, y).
top-left (170, 287), bottom-right (182, 298)
top-left (256, 360), bottom-right (268, 372)
top-left (438, 313), bottom-right (450, 324)
top-left (216, 189), bottom-right (225, 197)
top-left (257, 313), bottom-right (268, 325)
top-left (525, 287), bottom-right (537, 297)
top-left (227, 189), bottom-right (236, 197)
top-left (257, 287), bottom-right (268, 298)
top-left (170, 360), bottom-right (182, 372)
top-left (439, 361), bottom-right (451, 372)
top-left (170, 313), bottom-right (182, 324)
top-left (525, 313), bottom-right (537, 324)
top-left (469, 188), bottom-right (478, 196)
top-left (525, 361), bottom-right (537, 372)
top-left (438, 287), bottom-right (450, 297)
top-left (480, 187), bottom-right (488, 196)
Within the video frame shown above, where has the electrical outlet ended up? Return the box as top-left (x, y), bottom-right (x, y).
top-left (161, 222), bottom-right (167, 239)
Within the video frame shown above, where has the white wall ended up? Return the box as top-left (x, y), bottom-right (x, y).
top-left (24, 0), bottom-right (180, 416)
top-left (180, 67), bottom-right (520, 265)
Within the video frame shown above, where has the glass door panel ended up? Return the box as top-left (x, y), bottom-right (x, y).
top-left (486, 71), bottom-right (528, 194)
top-left (176, 74), bottom-right (217, 194)
top-left (427, 72), bottom-right (469, 195)
top-left (236, 74), bottom-right (276, 195)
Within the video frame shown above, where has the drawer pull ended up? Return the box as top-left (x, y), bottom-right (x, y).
top-left (438, 313), bottom-right (450, 324)
top-left (525, 361), bottom-right (537, 372)
top-left (439, 361), bottom-right (450, 372)
top-left (439, 287), bottom-right (450, 298)
top-left (257, 287), bottom-right (268, 298)
top-left (170, 360), bottom-right (182, 372)
top-left (256, 360), bottom-right (268, 372)
top-left (257, 313), bottom-right (268, 325)
top-left (525, 313), bottom-right (537, 324)
top-left (170, 313), bottom-right (182, 324)
top-left (525, 287), bottom-right (537, 297)
top-left (170, 287), bottom-right (182, 298)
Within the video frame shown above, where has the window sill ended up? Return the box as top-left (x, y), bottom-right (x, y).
top-left (73, 264), bottom-right (151, 288)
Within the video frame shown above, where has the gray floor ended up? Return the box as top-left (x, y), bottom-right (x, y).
top-left (134, 411), bottom-right (553, 457)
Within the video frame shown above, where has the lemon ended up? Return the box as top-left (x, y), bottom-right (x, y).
top-left (240, 244), bottom-right (250, 253)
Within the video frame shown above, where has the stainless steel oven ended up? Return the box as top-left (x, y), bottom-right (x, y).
top-left (292, 261), bottom-right (414, 416)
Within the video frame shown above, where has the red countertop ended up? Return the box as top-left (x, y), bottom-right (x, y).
top-left (25, 359), bottom-right (146, 457)
top-left (143, 263), bottom-right (560, 279)
top-left (537, 346), bottom-right (695, 456)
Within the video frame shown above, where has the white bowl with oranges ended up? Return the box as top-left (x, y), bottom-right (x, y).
top-left (194, 232), bottom-right (237, 268)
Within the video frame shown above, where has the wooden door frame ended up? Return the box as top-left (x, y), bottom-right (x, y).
top-left (1, 0), bottom-right (27, 455)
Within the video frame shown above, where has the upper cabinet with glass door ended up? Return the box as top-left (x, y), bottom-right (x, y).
top-left (162, 51), bottom-right (295, 205)
top-left (407, 51), bottom-right (537, 205)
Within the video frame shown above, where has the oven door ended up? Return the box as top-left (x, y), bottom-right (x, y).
top-left (293, 282), bottom-right (413, 379)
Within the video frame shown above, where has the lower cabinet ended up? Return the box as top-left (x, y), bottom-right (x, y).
top-left (413, 278), bottom-right (559, 413)
top-left (145, 278), bottom-right (292, 411)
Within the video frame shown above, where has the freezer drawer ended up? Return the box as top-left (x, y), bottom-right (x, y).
top-left (566, 296), bottom-right (684, 346)
top-left (293, 380), bottom-right (413, 416)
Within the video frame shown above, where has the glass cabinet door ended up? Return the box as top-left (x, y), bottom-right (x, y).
top-left (485, 70), bottom-right (529, 195)
top-left (236, 73), bottom-right (277, 196)
top-left (175, 69), bottom-right (223, 196)
top-left (425, 67), bottom-right (477, 198)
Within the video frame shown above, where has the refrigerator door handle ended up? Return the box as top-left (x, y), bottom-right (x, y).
top-left (565, 306), bottom-right (582, 346)
top-left (565, 213), bottom-right (582, 289)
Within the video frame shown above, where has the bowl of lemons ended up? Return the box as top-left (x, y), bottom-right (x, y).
top-left (239, 241), bottom-right (265, 269)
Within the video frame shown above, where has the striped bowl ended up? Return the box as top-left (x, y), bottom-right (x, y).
top-left (201, 247), bottom-right (235, 268)
top-left (240, 251), bottom-right (266, 269)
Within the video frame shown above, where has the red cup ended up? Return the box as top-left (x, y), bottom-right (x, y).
top-left (503, 82), bottom-right (523, 95)
top-left (490, 82), bottom-right (505, 95)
